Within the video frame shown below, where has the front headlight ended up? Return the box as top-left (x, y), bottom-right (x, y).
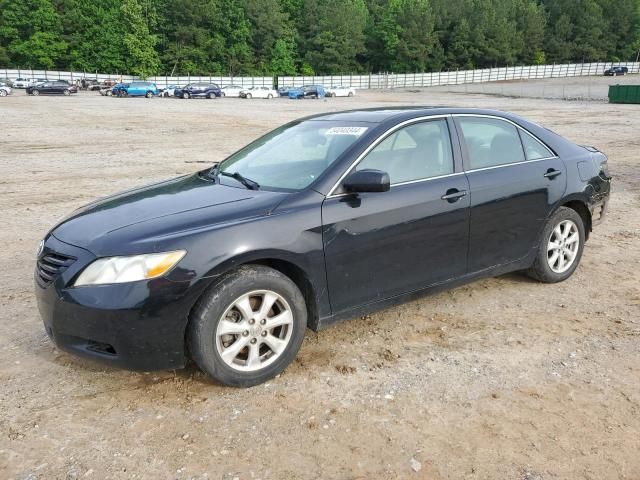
top-left (74, 250), bottom-right (186, 286)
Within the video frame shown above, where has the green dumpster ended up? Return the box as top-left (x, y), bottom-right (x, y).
top-left (608, 84), bottom-right (640, 104)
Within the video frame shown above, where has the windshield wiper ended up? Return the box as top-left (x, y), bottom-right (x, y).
top-left (220, 171), bottom-right (260, 190)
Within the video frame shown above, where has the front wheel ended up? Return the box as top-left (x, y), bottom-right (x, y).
top-left (183, 92), bottom-right (190, 99)
top-left (0, 90), bottom-right (7, 97)
top-left (63, 89), bottom-right (71, 96)
top-left (527, 207), bottom-right (585, 283)
top-left (188, 265), bottom-right (307, 387)
top-left (32, 89), bottom-right (40, 96)
top-left (245, 93), bottom-right (252, 99)
top-left (267, 93), bottom-right (273, 99)
top-left (145, 91), bottom-right (154, 98)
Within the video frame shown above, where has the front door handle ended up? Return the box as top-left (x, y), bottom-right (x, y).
top-left (544, 169), bottom-right (562, 179)
top-left (441, 189), bottom-right (467, 203)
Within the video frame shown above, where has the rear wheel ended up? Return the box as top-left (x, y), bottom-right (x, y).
top-left (267, 93), bottom-right (273, 99)
top-left (246, 93), bottom-right (252, 99)
top-left (188, 265), bottom-right (307, 387)
top-left (63, 89), bottom-right (70, 96)
top-left (527, 207), bottom-right (585, 283)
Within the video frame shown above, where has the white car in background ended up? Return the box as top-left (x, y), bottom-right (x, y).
top-left (0, 83), bottom-right (11, 97)
top-left (160, 85), bottom-right (181, 97)
top-left (240, 87), bottom-right (278, 99)
top-left (12, 78), bottom-right (33, 88)
top-left (326, 85), bottom-right (356, 97)
top-left (221, 85), bottom-right (245, 97)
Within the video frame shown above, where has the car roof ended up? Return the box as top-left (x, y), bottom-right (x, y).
top-left (302, 107), bottom-right (526, 124)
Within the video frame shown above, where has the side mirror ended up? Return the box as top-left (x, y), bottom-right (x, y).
top-left (343, 169), bottom-right (390, 193)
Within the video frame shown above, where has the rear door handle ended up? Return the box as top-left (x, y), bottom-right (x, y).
top-left (544, 169), bottom-right (562, 179)
top-left (441, 189), bottom-right (467, 203)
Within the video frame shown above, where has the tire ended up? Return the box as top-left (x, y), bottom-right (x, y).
top-left (267, 93), bottom-right (273, 99)
top-left (526, 207), bottom-right (585, 283)
top-left (348, 91), bottom-right (354, 97)
top-left (145, 91), bottom-right (153, 98)
top-left (188, 265), bottom-right (307, 387)
top-left (183, 92), bottom-right (190, 99)
top-left (32, 89), bottom-right (40, 96)
top-left (63, 89), bottom-right (70, 96)
top-left (0, 90), bottom-right (6, 97)
top-left (106, 91), bottom-right (112, 96)
top-left (246, 93), bottom-right (252, 99)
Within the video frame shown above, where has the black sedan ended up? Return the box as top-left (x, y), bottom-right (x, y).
top-left (27, 80), bottom-right (78, 96)
top-left (604, 66), bottom-right (629, 76)
top-left (35, 108), bottom-right (611, 387)
top-left (174, 83), bottom-right (221, 99)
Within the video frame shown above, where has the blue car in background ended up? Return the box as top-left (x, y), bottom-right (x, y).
top-left (111, 83), bottom-right (129, 96)
top-left (288, 85), bottom-right (326, 99)
top-left (112, 81), bottom-right (159, 98)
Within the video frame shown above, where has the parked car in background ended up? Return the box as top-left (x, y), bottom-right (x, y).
top-left (0, 82), bottom-right (11, 97)
top-left (221, 85), bottom-right (244, 97)
top-left (111, 83), bottom-right (130, 97)
top-left (160, 85), bottom-right (181, 97)
top-left (79, 78), bottom-right (100, 90)
top-left (13, 78), bottom-right (33, 88)
top-left (326, 85), bottom-right (356, 97)
top-left (604, 66), bottom-right (629, 76)
top-left (288, 85), bottom-right (326, 99)
top-left (34, 107), bottom-right (611, 387)
top-left (174, 83), bottom-right (221, 99)
top-left (26, 80), bottom-right (78, 96)
top-left (122, 81), bottom-right (159, 98)
top-left (1, 78), bottom-right (14, 87)
top-left (277, 86), bottom-right (295, 97)
top-left (239, 86), bottom-right (278, 99)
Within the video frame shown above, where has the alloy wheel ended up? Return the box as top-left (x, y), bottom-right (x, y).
top-left (547, 219), bottom-right (580, 273)
top-left (215, 290), bottom-right (294, 372)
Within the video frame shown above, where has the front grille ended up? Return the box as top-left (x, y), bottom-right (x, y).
top-left (36, 251), bottom-right (76, 287)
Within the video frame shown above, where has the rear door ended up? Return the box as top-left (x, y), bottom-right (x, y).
top-left (453, 115), bottom-right (567, 272)
top-left (322, 117), bottom-right (470, 313)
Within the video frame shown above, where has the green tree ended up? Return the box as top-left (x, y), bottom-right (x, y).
top-left (121, 0), bottom-right (160, 77)
top-left (0, 0), bottom-right (67, 68)
top-left (301, 0), bottom-right (369, 74)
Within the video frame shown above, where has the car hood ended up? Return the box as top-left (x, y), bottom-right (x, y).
top-left (50, 173), bottom-right (287, 256)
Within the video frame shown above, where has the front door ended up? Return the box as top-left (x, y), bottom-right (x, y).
top-left (454, 115), bottom-right (567, 272)
top-left (322, 117), bottom-right (470, 313)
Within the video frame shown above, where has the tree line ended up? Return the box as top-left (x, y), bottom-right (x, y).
top-left (1, 0), bottom-right (639, 77)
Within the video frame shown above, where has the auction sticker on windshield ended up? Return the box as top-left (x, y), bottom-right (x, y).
top-left (326, 126), bottom-right (368, 136)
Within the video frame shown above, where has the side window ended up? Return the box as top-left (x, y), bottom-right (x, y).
top-left (356, 119), bottom-right (454, 184)
top-left (520, 131), bottom-right (553, 160)
top-left (457, 117), bottom-right (525, 169)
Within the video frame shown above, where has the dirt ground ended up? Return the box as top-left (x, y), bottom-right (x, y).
top-left (1, 79), bottom-right (639, 480)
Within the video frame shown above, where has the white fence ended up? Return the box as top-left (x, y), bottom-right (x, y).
top-left (0, 69), bottom-right (273, 88)
top-left (2, 61), bottom-right (638, 90)
top-left (278, 62), bottom-right (640, 89)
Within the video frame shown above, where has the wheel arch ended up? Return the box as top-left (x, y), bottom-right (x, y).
top-left (187, 253), bottom-right (320, 334)
top-left (558, 196), bottom-right (592, 240)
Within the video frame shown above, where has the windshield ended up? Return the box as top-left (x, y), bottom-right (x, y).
top-left (217, 120), bottom-right (370, 191)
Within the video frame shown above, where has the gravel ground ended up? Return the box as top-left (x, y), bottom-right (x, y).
top-left (0, 84), bottom-right (639, 480)
top-left (430, 73), bottom-right (640, 100)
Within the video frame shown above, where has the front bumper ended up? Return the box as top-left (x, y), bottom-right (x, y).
top-left (35, 235), bottom-right (197, 371)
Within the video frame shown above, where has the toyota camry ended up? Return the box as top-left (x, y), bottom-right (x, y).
top-left (35, 108), bottom-right (611, 387)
